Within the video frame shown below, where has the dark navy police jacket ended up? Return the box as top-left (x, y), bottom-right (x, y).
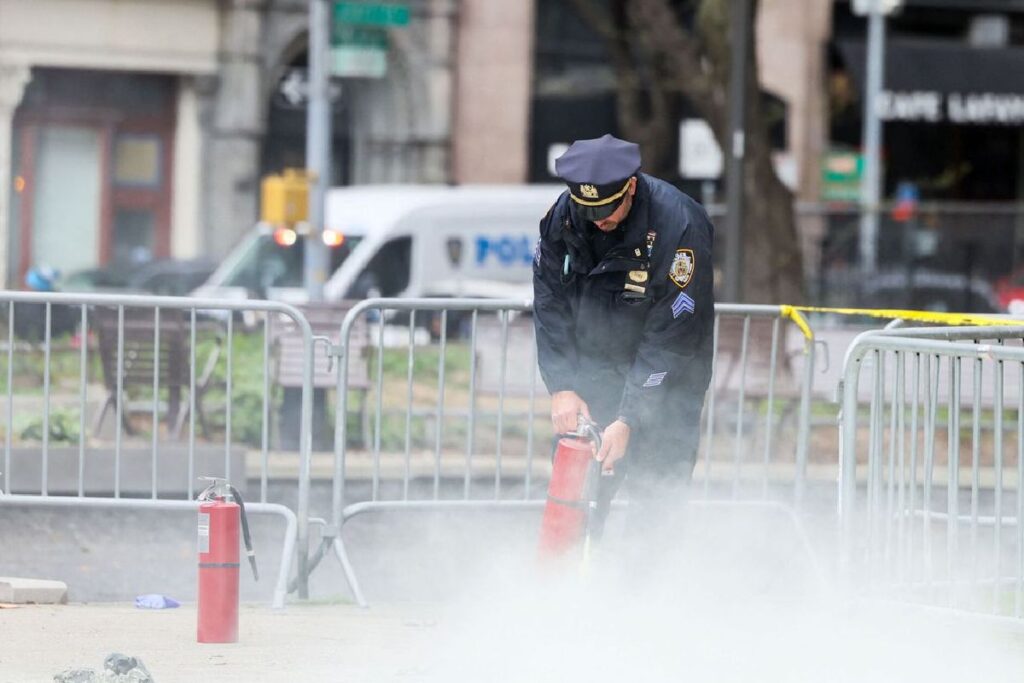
top-left (533, 173), bottom-right (715, 470)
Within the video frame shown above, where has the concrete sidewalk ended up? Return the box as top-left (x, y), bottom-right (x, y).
top-left (0, 603), bottom-right (439, 682)
top-left (6, 598), bottom-right (1024, 683)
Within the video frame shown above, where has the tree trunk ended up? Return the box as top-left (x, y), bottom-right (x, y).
top-left (569, 0), bottom-right (805, 303)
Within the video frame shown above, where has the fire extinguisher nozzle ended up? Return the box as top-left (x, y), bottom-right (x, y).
top-left (248, 556), bottom-right (260, 582)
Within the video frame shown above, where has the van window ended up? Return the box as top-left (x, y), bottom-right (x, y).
top-left (347, 236), bottom-right (412, 298)
top-left (222, 234), bottom-right (362, 293)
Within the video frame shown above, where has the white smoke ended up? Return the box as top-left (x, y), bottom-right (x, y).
top-left (357, 500), bottom-right (1024, 683)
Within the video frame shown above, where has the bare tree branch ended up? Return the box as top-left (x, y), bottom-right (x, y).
top-left (630, 0), bottom-right (718, 123)
top-left (564, 0), bottom-right (618, 42)
top-left (566, 0), bottom-right (805, 302)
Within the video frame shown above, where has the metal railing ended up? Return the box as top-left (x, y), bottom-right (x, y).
top-left (16, 289), bottom-right (1024, 616)
top-left (699, 304), bottom-right (824, 508)
top-left (839, 324), bottom-right (1024, 618)
top-left (318, 298), bottom-right (828, 605)
top-left (0, 291), bottom-right (317, 608)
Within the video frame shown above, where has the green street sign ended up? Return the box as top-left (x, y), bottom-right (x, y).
top-left (332, 24), bottom-right (389, 49)
top-left (333, 2), bottom-right (410, 27)
top-left (331, 46), bottom-right (388, 79)
top-left (822, 151), bottom-right (864, 202)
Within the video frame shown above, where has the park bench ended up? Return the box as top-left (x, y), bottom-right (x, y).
top-left (269, 302), bottom-right (371, 449)
top-left (92, 307), bottom-right (222, 439)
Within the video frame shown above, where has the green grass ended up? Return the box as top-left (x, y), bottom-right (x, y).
top-left (376, 344), bottom-right (473, 383)
top-left (15, 407), bottom-right (82, 444)
top-left (199, 332), bottom-right (282, 446)
top-left (0, 336), bottom-right (103, 394)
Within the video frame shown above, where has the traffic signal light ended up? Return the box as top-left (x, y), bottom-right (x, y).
top-left (260, 169), bottom-right (309, 226)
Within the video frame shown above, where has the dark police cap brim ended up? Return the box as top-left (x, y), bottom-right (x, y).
top-left (571, 195), bottom-right (625, 222)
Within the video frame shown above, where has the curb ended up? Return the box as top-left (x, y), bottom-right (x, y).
top-left (0, 577), bottom-right (68, 604)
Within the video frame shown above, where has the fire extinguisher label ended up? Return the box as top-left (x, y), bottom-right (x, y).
top-left (197, 512), bottom-right (210, 554)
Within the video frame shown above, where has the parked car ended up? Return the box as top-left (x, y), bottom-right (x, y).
top-left (861, 268), bottom-right (1002, 314)
top-left (994, 268), bottom-right (1024, 314)
top-left (60, 258), bottom-right (217, 297)
top-left (15, 258), bottom-right (217, 340)
top-left (818, 266), bottom-right (1001, 315)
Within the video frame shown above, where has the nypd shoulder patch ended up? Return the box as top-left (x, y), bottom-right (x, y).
top-left (671, 291), bottom-right (695, 319)
top-left (669, 248), bottom-right (695, 289)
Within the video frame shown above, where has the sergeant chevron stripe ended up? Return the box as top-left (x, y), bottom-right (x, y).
top-left (671, 292), bottom-right (695, 319)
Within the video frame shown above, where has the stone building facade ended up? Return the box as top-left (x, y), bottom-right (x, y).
top-left (0, 0), bottom-right (824, 287)
top-left (0, 0), bottom-right (485, 286)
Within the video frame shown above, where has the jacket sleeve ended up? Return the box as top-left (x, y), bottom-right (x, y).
top-left (616, 208), bottom-right (715, 428)
top-left (532, 207), bottom-right (578, 394)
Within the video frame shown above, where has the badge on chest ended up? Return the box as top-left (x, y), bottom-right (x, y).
top-left (623, 268), bottom-right (648, 297)
top-left (628, 270), bottom-right (648, 284)
top-left (622, 229), bottom-right (658, 297)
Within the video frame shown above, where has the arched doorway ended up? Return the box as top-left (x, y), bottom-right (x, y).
top-left (261, 24), bottom-right (448, 188)
top-left (261, 39), bottom-right (352, 185)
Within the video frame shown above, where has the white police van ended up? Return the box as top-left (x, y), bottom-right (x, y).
top-left (195, 184), bottom-right (562, 303)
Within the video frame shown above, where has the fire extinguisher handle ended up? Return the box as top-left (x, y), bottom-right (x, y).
top-left (576, 416), bottom-right (603, 454)
top-left (228, 485), bottom-right (259, 582)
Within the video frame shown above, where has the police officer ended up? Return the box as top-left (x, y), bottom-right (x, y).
top-left (533, 134), bottom-right (715, 516)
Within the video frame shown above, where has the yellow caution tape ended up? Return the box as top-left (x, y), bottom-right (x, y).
top-left (778, 305), bottom-right (1024, 342)
top-left (779, 306), bottom-right (815, 341)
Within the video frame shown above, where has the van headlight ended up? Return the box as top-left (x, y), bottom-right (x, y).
top-left (322, 230), bottom-right (346, 247)
top-left (273, 227), bottom-right (298, 246)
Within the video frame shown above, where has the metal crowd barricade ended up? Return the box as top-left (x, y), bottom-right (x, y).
top-left (320, 298), bottom-right (825, 606)
top-left (839, 324), bottom-right (1024, 618)
top-left (0, 291), bottom-right (317, 608)
top-left (700, 304), bottom-right (823, 509)
top-left (321, 298), bottom-right (535, 606)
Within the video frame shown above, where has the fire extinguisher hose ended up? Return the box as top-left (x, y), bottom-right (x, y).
top-left (228, 485), bottom-right (259, 582)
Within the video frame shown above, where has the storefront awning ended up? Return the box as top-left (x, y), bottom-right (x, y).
top-left (837, 38), bottom-right (1024, 124)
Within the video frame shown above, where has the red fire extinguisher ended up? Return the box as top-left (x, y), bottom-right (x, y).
top-left (538, 417), bottom-right (605, 559)
top-left (197, 477), bottom-right (258, 644)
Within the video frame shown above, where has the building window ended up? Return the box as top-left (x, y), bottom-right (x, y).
top-left (114, 134), bottom-right (162, 187)
top-left (113, 208), bottom-right (155, 265)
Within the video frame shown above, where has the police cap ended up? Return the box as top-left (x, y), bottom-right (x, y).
top-left (555, 134), bottom-right (642, 221)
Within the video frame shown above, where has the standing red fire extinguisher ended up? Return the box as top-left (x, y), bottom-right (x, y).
top-left (537, 417), bottom-right (607, 560)
top-left (197, 477), bottom-right (258, 644)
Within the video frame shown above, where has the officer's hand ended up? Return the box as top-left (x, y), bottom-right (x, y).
top-left (551, 391), bottom-right (591, 434)
top-left (596, 420), bottom-right (630, 474)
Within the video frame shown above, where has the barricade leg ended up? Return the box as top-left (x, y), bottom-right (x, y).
top-left (333, 532), bottom-right (368, 608)
top-left (263, 503), bottom-right (297, 609)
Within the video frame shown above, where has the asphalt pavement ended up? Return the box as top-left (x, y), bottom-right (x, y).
top-left (0, 479), bottom-right (544, 606)
top-left (4, 500), bottom-right (1024, 682)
